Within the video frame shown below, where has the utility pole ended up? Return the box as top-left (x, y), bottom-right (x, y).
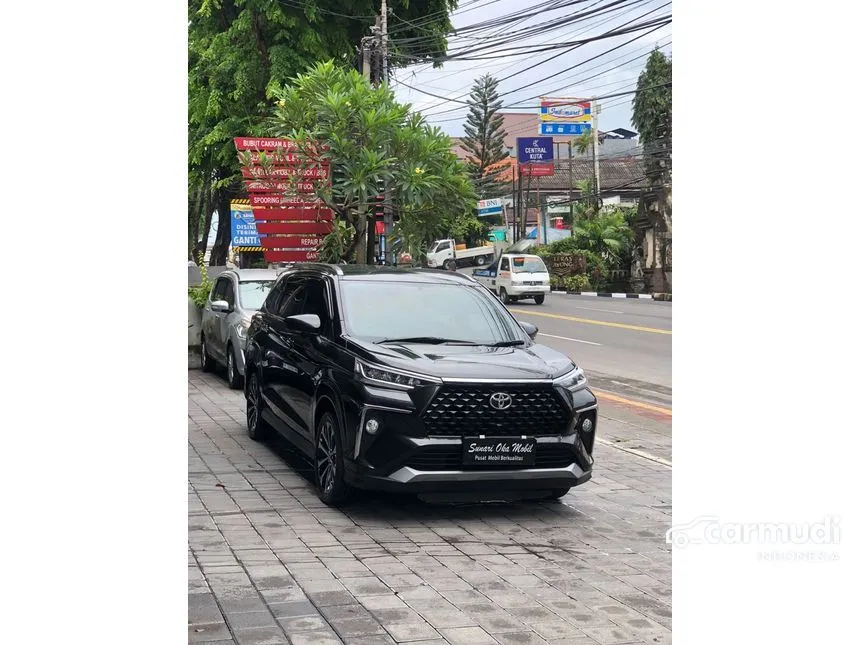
top-left (568, 140), bottom-right (574, 230)
top-left (592, 99), bottom-right (601, 212)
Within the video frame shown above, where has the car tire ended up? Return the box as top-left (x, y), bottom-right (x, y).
top-left (534, 294), bottom-right (545, 305)
top-left (226, 344), bottom-right (243, 390)
top-left (544, 487), bottom-right (571, 501)
top-left (314, 411), bottom-right (352, 506)
top-left (201, 335), bottom-right (215, 373)
top-left (499, 288), bottom-right (510, 304)
top-left (245, 371), bottom-right (272, 442)
top-left (443, 259), bottom-right (456, 271)
top-left (475, 255), bottom-right (487, 266)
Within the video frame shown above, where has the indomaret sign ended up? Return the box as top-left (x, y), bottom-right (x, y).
top-left (233, 137), bottom-right (332, 263)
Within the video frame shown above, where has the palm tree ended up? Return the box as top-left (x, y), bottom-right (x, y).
top-left (573, 209), bottom-right (632, 264)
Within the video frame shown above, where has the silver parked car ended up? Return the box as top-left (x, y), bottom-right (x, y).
top-left (201, 269), bottom-right (278, 388)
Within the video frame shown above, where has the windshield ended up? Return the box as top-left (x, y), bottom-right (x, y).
top-left (340, 280), bottom-right (524, 345)
top-left (511, 257), bottom-right (548, 273)
top-left (238, 280), bottom-right (274, 310)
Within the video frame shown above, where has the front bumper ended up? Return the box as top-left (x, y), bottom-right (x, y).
top-left (508, 283), bottom-right (551, 297)
top-left (343, 386), bottom-right (597, 494)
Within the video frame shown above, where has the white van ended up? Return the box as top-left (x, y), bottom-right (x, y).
top-left (472, 253), bottom-right (551, 305)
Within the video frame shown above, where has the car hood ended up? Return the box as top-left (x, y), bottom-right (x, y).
top-left (347, 338), bottom-right (574, 381)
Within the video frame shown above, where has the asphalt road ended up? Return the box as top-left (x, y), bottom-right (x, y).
top-left (507, 294), bottom-right (671, 390)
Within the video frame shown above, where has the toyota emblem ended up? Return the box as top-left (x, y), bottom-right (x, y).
top-left (489, 392), bottom-right (513, 410)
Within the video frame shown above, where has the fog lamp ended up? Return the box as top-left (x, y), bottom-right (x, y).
top-left (581, 418), bottom-right (593, 433)
top-left (365, 418), bottom-right (380, 435)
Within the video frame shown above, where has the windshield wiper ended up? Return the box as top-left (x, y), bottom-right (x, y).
top-left (488, 340), bottom-right (526, 347)
top-left (374, 336), bottom-right (477, 345)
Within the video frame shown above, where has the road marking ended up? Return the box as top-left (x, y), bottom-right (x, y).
top-left (574, 305), bottom-right (624, 314)
top-left (591, 388), bottom-right (672, 417)
top-left (538, 332), bottom-right (602, 346)
top-left (596, 437), bottom-right (672, 467)
top-left (509, 308), bottom-right (671, 335)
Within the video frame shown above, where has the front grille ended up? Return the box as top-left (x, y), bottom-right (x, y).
top-left (406, 444), bottom-right (575, 470)
top-left (421, 385), bottom-right (568, 436)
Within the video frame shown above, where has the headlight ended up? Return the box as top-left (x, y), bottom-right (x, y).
top-left (235, 321), bottom-right (250, 340)
top-left (553, 365), bottom-right (588, 392)
top-left (355, 360), bottom-right (440, 389)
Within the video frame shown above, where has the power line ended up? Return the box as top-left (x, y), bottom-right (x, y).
top-left (417, 36), bottom-right (670, 121)
top-left (415, 3), bottom-right (670, 118)
top-left (403, 0), bottom-right (646, 115)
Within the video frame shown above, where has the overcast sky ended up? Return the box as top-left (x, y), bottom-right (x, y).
top-left (390, 0), bottom-right (672, 138)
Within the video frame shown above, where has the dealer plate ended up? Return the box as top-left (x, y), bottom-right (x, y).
top-left (462, 436), bottom-right (536, 466)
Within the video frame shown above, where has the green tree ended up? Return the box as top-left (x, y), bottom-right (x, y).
top-left (573, 209), bottom-right (633, 265)
top-left (631, 48), bottom-right (672, 190)
top-left (188, 0), bottom-right (457, 264)
top-left (461, 74), bottom-right (510, 200)
top-left (258, 62), bottom-right (477, 264)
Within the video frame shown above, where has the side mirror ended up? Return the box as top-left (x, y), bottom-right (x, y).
top-left (211, 300), bottom-right (230, 313)
top-left (519, 321), bottom-right (539, 341)
top-left (286, 313), bottom-right (321, 332)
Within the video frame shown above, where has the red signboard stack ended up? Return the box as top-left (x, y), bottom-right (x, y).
top-left (234, 137), bottom-right (333, 263)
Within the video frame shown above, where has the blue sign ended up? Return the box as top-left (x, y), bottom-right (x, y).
top-left (539, 123), bottom-right (592, 136)
top-left (477, 198), bottom-right (503, 217)
top-left (517, 137), bottom-right (554, 164)
top-left (230, 207), bottom-right (262, 247)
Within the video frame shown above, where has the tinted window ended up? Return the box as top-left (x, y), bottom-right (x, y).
top-left (223, 279), bottom-right (235, 308)
top-left (340, 281), bottom-right (522, 344)
top-left (211, 277), bottom-right (229, 302)
top-left (270, 275), bottom-right (303, 317)
top-left (261, 280), bottom-right (284, 313)
top-left (511, 257), bottom-right (547, 273)
top-left (277, 278), bottom-right (332, 334)
top-left (279, 282), bottom-right (308, 318)
top-left (438, 241), bottom-right (451, 251)
top-left (238, 280), bottom-right (273, 310)
top-left (500, 258), bottom-right (510, 271)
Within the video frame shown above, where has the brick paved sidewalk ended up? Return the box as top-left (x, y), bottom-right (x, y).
top-left (189, 371), bottom-right (672, 645)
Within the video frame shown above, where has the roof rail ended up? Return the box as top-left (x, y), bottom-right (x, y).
top-left (289, 262), bottom-right (344, 276)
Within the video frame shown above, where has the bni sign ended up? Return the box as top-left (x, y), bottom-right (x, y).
top-left (477, 198), bottom-right (503, 217)
top-left (516, 137), bottom-right (554, 164)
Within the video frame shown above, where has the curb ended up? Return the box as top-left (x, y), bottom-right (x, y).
top-left (552, 291), bottom-right (656, 299)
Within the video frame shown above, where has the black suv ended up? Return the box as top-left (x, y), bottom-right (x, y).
top-left (244, 263), bottom-right (597, 506)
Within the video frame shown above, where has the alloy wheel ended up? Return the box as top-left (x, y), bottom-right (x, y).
top-left (247, 374), bottom-right (259, 434)
top-left (316, 418), bottom-right (337, 496)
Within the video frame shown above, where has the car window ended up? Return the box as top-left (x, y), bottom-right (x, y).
top-left (340, 280), bottom-right (522, 344)
top-left (261, 280), bottom-right (284, 313)
top-left (500, 258), bottom-right (510, 272)
top-left (511, 257), bottom-right (547, 273)
top-left (275, 278), bottom-right (331, 333)
top-left (238, 280), bottom-right (273, 310)
top-left (211, 277), bottom-right (229, 302)
top-left (223, 279), bottom-right (235, 308)
top-left (437, 241), bottom-right (451, 251)
top-left (299, 278), bottom-right (333, 335)
top-left (278, 275), bottom-right (307, 318)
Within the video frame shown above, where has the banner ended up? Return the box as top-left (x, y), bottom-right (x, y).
top-left (230, 201), bottom-right (263, 248)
